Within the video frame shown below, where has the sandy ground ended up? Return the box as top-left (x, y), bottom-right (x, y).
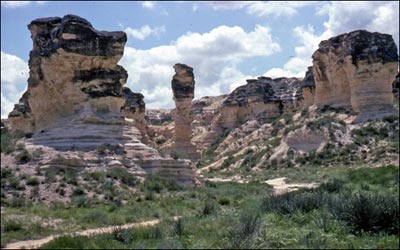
top-left (4, 216), bottom-right (181, 249)
top-left (264, 177), bottom-right (318, 195)
top-left (205, 176), bottom-right (318, 195)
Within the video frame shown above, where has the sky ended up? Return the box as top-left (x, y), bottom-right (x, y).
top-left (1, 1), bottom-right (399, 118)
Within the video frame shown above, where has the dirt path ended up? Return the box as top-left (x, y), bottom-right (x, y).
top-left (205, 176), bottom-right (318, 195)
top-left (264, 177), bottom-right (318, 195)
top-left (4, 216), bottom-right (181, 250)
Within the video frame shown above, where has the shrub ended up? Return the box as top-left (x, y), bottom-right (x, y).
top-left (80, 210), bottom-right (110, 225)
top-left (1, 130), bottom-right (24, 154)
top-left (15, 149), bottom-right (32, 164)
top-left (200, 198), bottom-right (217, 217)
top-left (41, 235), bottom-right (88, 249)
top-left (225, 210), bottom-right (261, 249)
top-left (261, 190), bottom-right (328, 215)
top-left (106, 167), bottom-right (136, 186)
top-left (172, 218), bottom-right (185, 237)
top-left (26, 177), bottom-right (40, 186)
top-left (142, 175), bottom-right (181, 193)
top-left (218, 196), bottom-right (230, 206)
top-left (329, 191), bottom-right (399, 235)
top-left (3, 220), bottom-right (23, 232)
top-left (1, 168), bottom-right (13, 179)
top-left (318, 177), bottom-right (347, 193)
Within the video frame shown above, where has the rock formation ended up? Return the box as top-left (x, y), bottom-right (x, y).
top-left (393, 72), bottom-right (399, 99)
top-left (217, 76), bottom-right (303, 128)
top-left (120, 87), bottom-right (150, 144)
top-left (7, 15), bottom-right (201, 187)
top-left (301, 66), bottom-right (316, 108)
top-left (171, 63), bottom-right (198, 159)
top-left (9, 15), bottom-right (127, 133)
top-left (312, 30), bottom-right (398, 122)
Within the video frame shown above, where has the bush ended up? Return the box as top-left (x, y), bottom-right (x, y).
top-left (80, 210), bottom-right (110, 225)
top-left (26, 177), bottom-right (40, 186)
top-left (261, 190), bottom-right (328, 215)
top-left (1, 130), bottom-right (24, 154)
top-left (218, 196), bottom-right (230, 206)
top-left (142, 175), bottom-right (181, 193)
top-left (15, 149), bottom-right (32, 164)
top-left (318, 177), bottom-right (347, 193)
top-left (106, 167), bottom-right (136, 186)
top-left (41, 235), bottom-right (88, 249)
top-left (3, 220), bottom-right (23, 232)
top-left (329, 191), bottom-right (399, 235)
top-left (200, 198), bottom-right (217, 217)
top-left (172, 218), bottom-right (185, 237)
top-left (225, 210), bottom-right (261, 249)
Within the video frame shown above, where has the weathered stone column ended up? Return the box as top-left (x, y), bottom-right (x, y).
top-left (171, 63), bottom-right (198, 159)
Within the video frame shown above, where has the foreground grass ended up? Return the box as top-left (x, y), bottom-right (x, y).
top-left (2, 164), bottom-right (398, 249)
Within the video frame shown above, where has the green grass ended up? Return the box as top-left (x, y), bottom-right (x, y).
top-left (1, 165), bottom-right (398, 249)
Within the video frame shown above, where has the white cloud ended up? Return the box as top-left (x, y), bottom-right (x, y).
top-left (1, 51), bottom-right (29, 118)
top-left (201, 1), bottom-right (252, 10)
top-left (246, 1), bottom-right (317, 18)
top-left (194, 1), bottom-right (318, 18)
top-left (1, 1), bottom-right (46, 8)
top-left (120, 25), bottom-right (279, 109)
top-left (265, 1), bottom-right (400, 79)
top-left (124, 25), bottom-right (166, 40)
top-left (141, 1), bottom-right (155, 9)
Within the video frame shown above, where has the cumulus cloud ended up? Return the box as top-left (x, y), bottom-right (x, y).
top-left (1, 51), bottom-right (29, 118)
top-left (124, 25), bottom-right (166, 40)
top-left (1, 1), bottom-right (46, 8)
top-left (141, 1), bottom-right (155, 9)
top-left (265, 1), bottom-right (400, 79)
top-left (120, 25), bottom-right (280, 109)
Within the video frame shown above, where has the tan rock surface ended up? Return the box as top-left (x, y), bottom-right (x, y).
top-left (312, 30), bottom-right (398, 122)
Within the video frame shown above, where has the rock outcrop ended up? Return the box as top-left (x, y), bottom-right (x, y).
top-left (301, 66), bottom-right (316, 108)
top-left (393, 72), bottom-right (399, 99)
top-left (7, 15), bottom-right (201, 187)
top-left (9, 14), bottom-right (127, 133)
top-left (216, 77), bottom-right (303, 128)
top-left (312, 30), bottom-right (398, 122)
top-left (120, 87), bottom-right (149, 143)
top-left (171, 63), bottom-right (198, 159)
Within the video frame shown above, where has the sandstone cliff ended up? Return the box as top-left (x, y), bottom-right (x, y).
top-left (312, 30), bottom-right (398, 122)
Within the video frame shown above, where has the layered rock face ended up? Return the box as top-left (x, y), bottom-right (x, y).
top-left (217, 77), bottom-right (303, 128)
top-left (9, 15), bottom-right (127, 133)
top-left (312, 30), bottom-right (398, 121)
top-left (171, 63), bottom-right (198, 159)
top-left (7, 15), bottom-right (201, 187)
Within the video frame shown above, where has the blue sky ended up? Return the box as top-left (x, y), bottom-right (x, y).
top-left (1, 1), bottom-right (399, 118)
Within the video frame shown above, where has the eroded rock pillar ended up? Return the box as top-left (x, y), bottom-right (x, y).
top-left (171, 63), bottom-right (198, 159)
